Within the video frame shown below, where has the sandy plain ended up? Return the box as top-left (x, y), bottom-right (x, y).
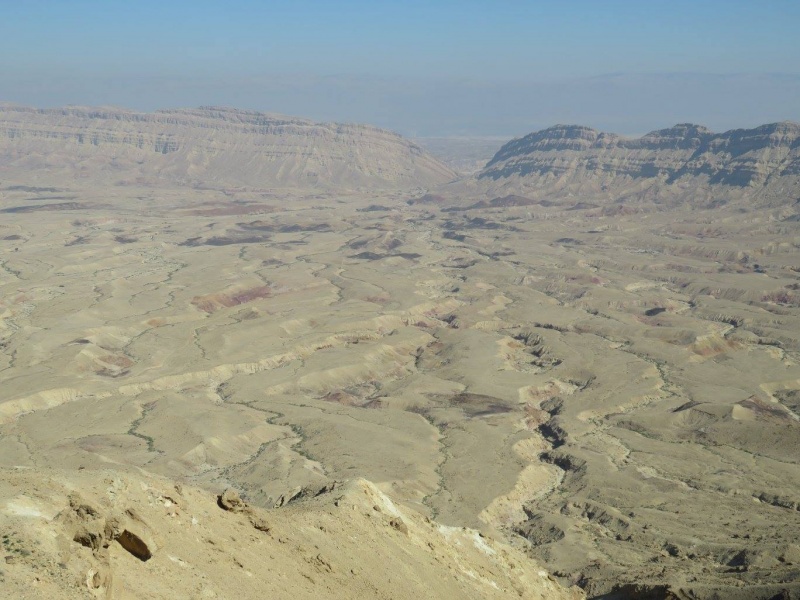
top-left (0, 179), bottom-right (799, 598)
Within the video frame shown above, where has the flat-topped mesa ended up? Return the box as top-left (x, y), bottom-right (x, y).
top-left (0, 104), bottom-right (456, 190)
top-left (480, 121), bottom-right (800, 188)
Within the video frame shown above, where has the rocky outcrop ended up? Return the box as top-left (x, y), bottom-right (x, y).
top-left (0, 467), bottom-right (584, 599)
top-left (480, 122), bottom-right (800, 188)
top-left (0, 104), bottom-right (455, 189)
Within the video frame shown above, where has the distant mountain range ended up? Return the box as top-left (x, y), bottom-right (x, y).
top-left (479, 122), bottom-right (800, 189)
top-left (2, 104), bottom-right (798, 200)
top-left (0, 104), bottom-right (455, 190)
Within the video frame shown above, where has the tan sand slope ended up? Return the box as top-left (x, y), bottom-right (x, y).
top-left (0, 467), bottom-right (583, 600)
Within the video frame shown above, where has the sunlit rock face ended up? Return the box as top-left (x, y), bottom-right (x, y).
top-left (0, 104), bottom-right (456, 190)
top-left (480, 121), bottom-right (800, 187)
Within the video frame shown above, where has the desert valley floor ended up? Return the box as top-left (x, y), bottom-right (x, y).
top-left (1, 177), bottom-right (799, 598)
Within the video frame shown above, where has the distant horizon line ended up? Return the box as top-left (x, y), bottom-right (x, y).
top-left (2, 100), bottom-right (798, 143)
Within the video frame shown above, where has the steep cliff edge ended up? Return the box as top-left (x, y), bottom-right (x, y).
top-left (0, 467), bottom-right (583, 599)
top-left (478, 122), bottom-right (800, 195)
top-left (0, 104), bottom-right (456, 190)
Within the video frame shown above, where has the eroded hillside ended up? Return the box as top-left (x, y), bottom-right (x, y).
top-left (474, 122), bottom-right (800, 204)
top-left (1, 176), bottom-right (799, 598)
top-left (0, 105), bottom-right (456, 190)
top-left (0, 467), bottom-right (582, 599)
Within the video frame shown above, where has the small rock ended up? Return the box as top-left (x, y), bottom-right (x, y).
top-left (274, 487), bottom-right (304, 508)
top-left (106, 527), bottom-right (154, 562)
top-left (248, 514), bottom-right (271, 533)
top-left (389, 517), bottom-right (409, 535)
top-left (218, 488), bottom-right (247, 513)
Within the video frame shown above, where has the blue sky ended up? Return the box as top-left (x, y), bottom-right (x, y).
top-left (2, 1), bottom-right (799, 135)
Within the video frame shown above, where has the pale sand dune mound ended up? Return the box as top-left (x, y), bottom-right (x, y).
top-left (0, 467), bottom-right (583, 600)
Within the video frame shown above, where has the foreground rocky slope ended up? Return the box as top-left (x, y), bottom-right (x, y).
top-left (0, 467), bottom-right (583, 599)
top-left (476, 122), bottom-right (800, 201)
top-left (0, 104), bottom-right (455, 190)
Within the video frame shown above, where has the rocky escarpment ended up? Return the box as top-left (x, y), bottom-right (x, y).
top-left (0, 104), bottom-right (456, 189)
top-left (0, 467), bottom-right (584, 600)
top-left (479, 122), bottom-right (800, 190)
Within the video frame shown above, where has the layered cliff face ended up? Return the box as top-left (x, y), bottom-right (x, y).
top-left (479, 121), bottom-right (800, 190)
top-left (0, 104), bottom-right (456, 189)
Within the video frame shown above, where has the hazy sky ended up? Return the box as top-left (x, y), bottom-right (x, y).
top-left (2, 0), bottom-right (799, 136)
